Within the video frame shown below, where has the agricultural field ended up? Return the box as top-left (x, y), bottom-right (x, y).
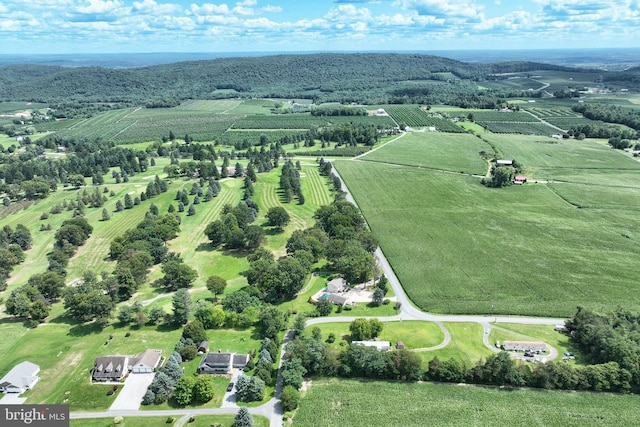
top-left (293, 378), bottom-right (640, 427)
top-left (382, 105), bottom-right (465, 132)
top-left (361, 132), bottom-right (491, 175)
top-left (334, 160), bottom-right (640, 317)
top-left (484, 133), bottom-right (640, 171)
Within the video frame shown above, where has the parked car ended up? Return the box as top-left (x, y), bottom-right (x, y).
top-left (227, 382), bottom-right (234, 392)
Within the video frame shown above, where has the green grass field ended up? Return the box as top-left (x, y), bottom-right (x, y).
top-left (293, 378), bottom-right (640, 427)
top-left (313, 321), bottom-right (444, 354)
top-left (334, 160), bottom-right (640, 317)
top-left (360, 132), bottom-right (491, 175)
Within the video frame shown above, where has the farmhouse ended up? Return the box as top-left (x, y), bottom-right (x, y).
top-left (352, 341), bottom-right (391, 352)
top-left (198, 352), bottom-right (250, 374)
top-left (130, 349), bottom-right (162, 373)
top-left (0, 361), bottom-right (40, 394)
top-left (502, 341), bottom-right (547, 353)
top-left (92, 356), bottom-right (129, 382)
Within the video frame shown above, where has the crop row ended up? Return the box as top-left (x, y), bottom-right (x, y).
top-left (526, 107), bottom-right (581, 118)
top-left (480, 122), bottom-right (557, 135)
top-left (384, 106), bottom-right (464, 132)
top-left (472, 110), bottom-right (540, 122)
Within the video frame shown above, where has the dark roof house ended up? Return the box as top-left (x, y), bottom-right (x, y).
top-left (92, 356), bottom-right (129, 382)
top-left (199, 352), bottom-right (250, 374)
top-left (0, 361), bottom-right (40, 394)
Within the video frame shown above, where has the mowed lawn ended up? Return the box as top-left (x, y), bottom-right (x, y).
top-left (293, 378), bottom-right (640, 427)
top-left (334, 160), bottom-right (640, 317)
top-left (361, 132), bottom-right (491, 175)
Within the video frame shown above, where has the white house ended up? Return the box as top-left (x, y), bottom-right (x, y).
top-left (0, 361), bottom-right (41, 393)
top-left (130, 349), bottom-right (162, 373)
top-left (327, 277), bottom-right (347, 293)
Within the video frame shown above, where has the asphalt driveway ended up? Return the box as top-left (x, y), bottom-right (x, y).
top-left (109, 373), bottom-right (154, 410)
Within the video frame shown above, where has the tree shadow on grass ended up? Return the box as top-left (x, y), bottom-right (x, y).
top-left (156, 322), bottom-right (182, 333)
top-left (68, 322), bottom-right (104, 337)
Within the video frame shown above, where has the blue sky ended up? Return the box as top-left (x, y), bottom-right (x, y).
top-left (1, 0), bottom-right (639, 54)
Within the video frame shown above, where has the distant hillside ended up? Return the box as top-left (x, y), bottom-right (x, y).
top-left (0, 53), bottom-right (607, 105)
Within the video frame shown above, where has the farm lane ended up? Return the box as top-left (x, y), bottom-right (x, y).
top-left (522, 109), bottom-right (566, 133)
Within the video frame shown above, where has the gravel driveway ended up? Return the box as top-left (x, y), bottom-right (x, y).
top-left (109, 373), bottom-right (154, 410)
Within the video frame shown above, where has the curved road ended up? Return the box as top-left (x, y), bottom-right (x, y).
top-left (70, 147), bottom-right (567, 425)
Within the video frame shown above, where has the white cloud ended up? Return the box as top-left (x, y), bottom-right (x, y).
top-left (76, 0), bottom-right (123, 14)
top-left (394, 0), bottom-right (484, 19)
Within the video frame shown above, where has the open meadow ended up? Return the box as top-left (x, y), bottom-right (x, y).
top-left (293, 378), bottom-right (640, 427)
top-left (362, 132), bottom-right (490, 175)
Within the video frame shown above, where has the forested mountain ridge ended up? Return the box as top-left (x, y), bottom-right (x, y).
top-left (0, 53), bottom-right (594, 105)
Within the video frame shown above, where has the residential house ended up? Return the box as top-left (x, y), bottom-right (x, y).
top-left (199, 352), bottom-right (250, 374)
top-left (328, 294), bottom-right (352, 307)
top-left (130, 349), bottom-right (162, 373)
top-left (352, 341), bottom-right (391, 352)
top-left (327, 277), bottom-right (347, 293)
top-left (92, 356), bottom-right (129, 382)
top-left (502, 341), bottom-right (547, 353)
top-left (0, 361), bottom-right (40, 394)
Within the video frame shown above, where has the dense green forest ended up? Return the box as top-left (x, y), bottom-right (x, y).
top-left (0, 53), bottom-right (617, 106)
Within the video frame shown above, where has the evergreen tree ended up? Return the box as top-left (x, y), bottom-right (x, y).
top-left (232, 407), bottom-right (253, 427)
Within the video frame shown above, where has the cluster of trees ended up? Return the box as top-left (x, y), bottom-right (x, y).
top-left (316, 123), bottom-right (381, 147)
top-left (608, 136), bottom-right (635, 150)
top-left (145, 98), bottom-right (181, 108)
top-left (280, 161), bottom-right (303, 204)
top-left (566, 123), bottom-right (638, 140)
top-left (117, 301), bottom-right (165, 327)
top-left (244, 249), bottom-right (309, 303)
top-left (573, 103), bottom-right (640, 134)
top-left (62, 272), bottom-right (117, 327)
top-left (567, 307), bottom-right (640, 388)
top-left (204, 201), bottom-right (264, 251)
top-left (0, 224), bottom-right (32, 290)
top-left (5, 271), bottom-right (65, 325)
top-left (427, 351), bottom-right (632, 393)
top-left (109, 208), bottom-right (181, 301)
top-left (48, 217), bottom-right (93, 276)
top-left (313, 200), bottom-right (378, 284)
top-left (481, 160), bottom-right (523, 189)
top-left (0, 135), bottom-right (148, 202)
top-left (310, 106), bottom-right (368, 117)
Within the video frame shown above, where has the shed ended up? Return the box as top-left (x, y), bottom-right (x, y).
top-left (496, 159), bottom-right (513, 166)
top-left (198, 341), bottom-right (209, 354)
top-left (328, 294), bottom-right (351, 306)
top-left (396, 341), bottom-right (405, 350)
